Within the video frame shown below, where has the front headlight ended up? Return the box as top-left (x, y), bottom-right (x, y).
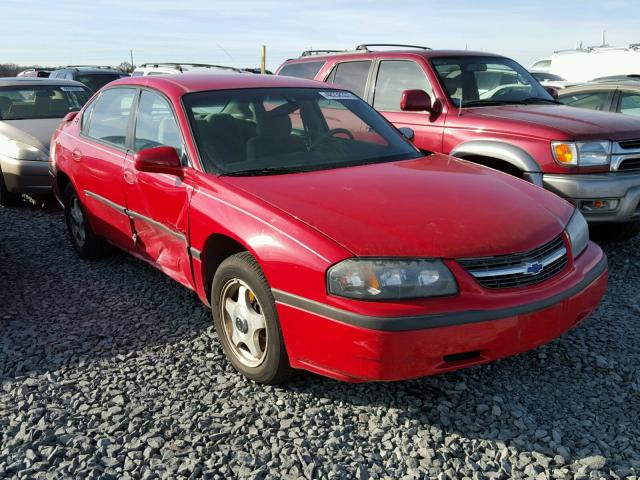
top-left (0, 136), bottom-right (48, 161)
top-left (327, 258), bottom-right (458, 300)
top-left (551, 141), bottom-right (611, 167)
top-left (565, 209), bottom-right (589, 259)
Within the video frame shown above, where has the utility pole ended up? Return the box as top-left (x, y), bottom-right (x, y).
top-left (260, 45), bottom-right (266, 74)
top-left (130, 50), bottom-right (134, 69)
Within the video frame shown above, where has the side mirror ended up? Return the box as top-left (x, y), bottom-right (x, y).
top-left (544, 86), bottom-right (559, 100)
top-left (134, 146), bottom-right (183, 176)
top-left (398, 127), bottom-right (415, 140)
top-left (400, 89), bottom-right (432, 112)
top-left (63, 111), bottom-right (79, 122)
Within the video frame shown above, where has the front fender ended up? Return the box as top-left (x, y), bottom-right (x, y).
top-left (450, 140), bottom-right (541, 174)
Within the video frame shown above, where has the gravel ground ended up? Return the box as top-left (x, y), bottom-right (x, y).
top-left (1, 202), bottom-right (639, 480)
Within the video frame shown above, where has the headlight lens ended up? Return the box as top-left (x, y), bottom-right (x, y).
top-left (327, 258), bottom-right (458, 300)
top-left (0, 136), bottom-right (48, 161)
top-left (552, 141), bottom-right (611, 167)
top-left (565, 209), bottom-right (589, 258)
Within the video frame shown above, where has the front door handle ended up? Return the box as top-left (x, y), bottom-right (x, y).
top-left (123, 169), bottom-right (136, 185)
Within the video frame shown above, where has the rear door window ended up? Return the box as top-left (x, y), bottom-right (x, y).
top-left (618, 92), bottom-right (640, 116)
top-left (278, 61), bottom-right (325, 79)
top-left (373, 60), bottom-right (431, 111)
top-left (86, 88), bottom-right (136, 147)
top-left (326, 61), bottom-right (372, 98)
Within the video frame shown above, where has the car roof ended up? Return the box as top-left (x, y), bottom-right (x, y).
top-left (0, 78), bottom-right (89, 88)
top-left (283, 49), bottom-right (503, 64)
top-left (53, 67), bottom-right (123, 74)
top-left (105, 73), bottom-right (332, 95)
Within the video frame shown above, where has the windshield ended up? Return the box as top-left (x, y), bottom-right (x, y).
top-left (431, 56), bottom-right (553, 107)
top-left (531, 72), bottom-right (566, 82)
top-left (0, 85), bottom-right (91, 120)
top-left (76, 73), bottom-right (126, 92)
top-left (183, 87), bottom-right (421, 175)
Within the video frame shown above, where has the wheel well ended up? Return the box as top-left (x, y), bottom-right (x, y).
top-left (458, 155), bottom-right (525, 179)
top-left (57, 171), bottom-right (72, 199)
top-left (201, 234), bottom-right (247, 301)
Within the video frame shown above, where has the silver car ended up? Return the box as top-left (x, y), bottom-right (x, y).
top-left (0, 78), bottom-right (91, 205)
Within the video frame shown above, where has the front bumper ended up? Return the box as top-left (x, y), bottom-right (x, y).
top-left (0, 155), bottom-right (51, 195)
top-left (275, 244), bottom-right (608, 382)
top-left (543, 171), bottom-right (640, 223)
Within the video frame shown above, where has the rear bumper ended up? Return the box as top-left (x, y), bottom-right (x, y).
top-left (275, 249), bottom-right (608, 382)
top-left (0, 156), bottom-right (51, 195)
top-left (543, 172), bottom-right (640, 223)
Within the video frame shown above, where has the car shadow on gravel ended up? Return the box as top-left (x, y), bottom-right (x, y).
top-left (0, 203), bottom-right (212, 382)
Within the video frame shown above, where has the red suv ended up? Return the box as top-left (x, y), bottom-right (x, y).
top-left (278, 44), bottom-right (640, 238)
top-left (50, 74), bottom-right (607, 384)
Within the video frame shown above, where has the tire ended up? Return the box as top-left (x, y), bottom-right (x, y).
top-left (0, 170), bottom-right (20, 207)
top-left (63, 184), bottom-right (111, 258)
top-left (211, 252), bottom-right (294, 384)
top-left (590, 222), bottom-right (640, 241)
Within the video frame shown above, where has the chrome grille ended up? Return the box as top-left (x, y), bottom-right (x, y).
top-left (617, 139), bottom-right (640, 149)
top-left (612, 140), bottom-right (640, 172)
top-left (457, 235), bottom-right (568, 289)
top-left (618, 157), bottom-right (640, 172)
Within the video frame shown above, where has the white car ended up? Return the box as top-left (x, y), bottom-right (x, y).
top-left (131, 63), bottom-right (246, 77)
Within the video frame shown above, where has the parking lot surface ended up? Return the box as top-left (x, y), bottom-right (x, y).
top-left (1, 204), bottom-right (639, 479)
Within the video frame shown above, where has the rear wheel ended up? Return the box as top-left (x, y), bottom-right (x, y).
top-left (63, 184), bottom-right (111, 258)
top-left (211, 252), bottom-right (294, 384)
top-left (0, 170), bottom-right (20, 206)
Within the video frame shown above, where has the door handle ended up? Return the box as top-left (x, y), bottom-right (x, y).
top-left (71, 149), bottom-right (82, 162)
top-left (123, 169), bottom-right (136, 185)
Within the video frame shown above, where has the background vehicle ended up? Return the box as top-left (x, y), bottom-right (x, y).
top-left (530, 43), bottom-right (640, 83)
top-left (16, 69), bottom-right (50, 78)
top-left (558, 79), bottom-right (640, 118)
top-left (0, 78), bottom-right (91, 205)
top-left (529, 71), bottom-right (576, 89)
top-left (50, 74), bottom-right (607, 384)
top-left (278, 44), bottom-right (640, 237)
top-left (131, 62), bottom-right (245, 76)
top-left (49, 66), bottom-right (129, 92)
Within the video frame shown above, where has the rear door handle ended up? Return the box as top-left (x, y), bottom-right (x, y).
top-left (71, 149), bottom-right (82, 162)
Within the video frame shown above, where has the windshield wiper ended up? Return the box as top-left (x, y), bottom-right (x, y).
top-left (519, 97), bottom-right (562, 105)
top-left (222, 166), bottom-right (308, 176)
top-left (460, 99), bottom-right (516, 107)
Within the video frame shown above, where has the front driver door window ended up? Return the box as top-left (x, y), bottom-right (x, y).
top-left (618, 91), bottom-right (640, 116)
top-left (372, 59), bottom-right (444, 154)
top-left (123, 89), bottom-right (194, 288)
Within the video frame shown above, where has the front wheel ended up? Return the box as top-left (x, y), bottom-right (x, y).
top-left (211, 252), bottom-right (294, 384)
top-left (590, 222), bottom-right (640, 241)
top-left (63, 184), bottom-right (111, 258)
top-left (0, 170), bottom-right (20, 206)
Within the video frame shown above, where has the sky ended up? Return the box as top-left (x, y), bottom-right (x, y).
top-left (2, 0), bottom-right (640, 71)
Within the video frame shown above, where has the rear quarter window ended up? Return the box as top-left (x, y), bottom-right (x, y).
top-left (278, 61), bottom-right (325, 79)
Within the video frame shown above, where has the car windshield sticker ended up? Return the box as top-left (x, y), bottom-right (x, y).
top-left (319, 91), bottom-right (358, 101)
top-left (61, 86), bottom-right (86, 92)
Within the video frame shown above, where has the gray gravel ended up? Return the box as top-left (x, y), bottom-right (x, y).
top-left (1, 203), bottom-right (639, 480)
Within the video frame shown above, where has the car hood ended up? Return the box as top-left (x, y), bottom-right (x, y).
top-left (0, 118), bottom-right (63, 153)
top-left (222, 154), bottom-right (574, 258)
top-left (468, 104), bottom-right (640, 140)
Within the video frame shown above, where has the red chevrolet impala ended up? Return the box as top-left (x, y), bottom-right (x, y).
top-left (50, 74), bottom-right (608, 384)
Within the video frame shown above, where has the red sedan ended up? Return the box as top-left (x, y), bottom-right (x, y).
top-left (50, 74), bottom-right (608, 384)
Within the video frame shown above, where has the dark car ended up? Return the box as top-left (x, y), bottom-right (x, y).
top-left (558, 78), bottom-right (640, 118)
top-left (49, 66), bottom-right (129, 92)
